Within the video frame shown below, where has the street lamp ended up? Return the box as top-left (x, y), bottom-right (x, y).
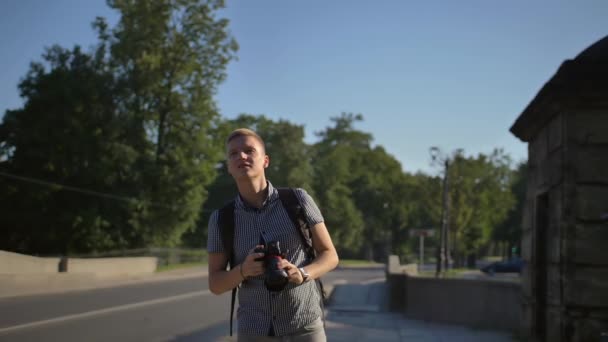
top-left (430, 147), bottom-right (456, 277)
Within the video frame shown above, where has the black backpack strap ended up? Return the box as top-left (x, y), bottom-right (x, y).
top-left (277, 188), bottom-right (315, 259)
top-left (218, 201), bottom-right (236, 267)
top-left (277, 188), bottom-right (327, 325)
top-left (218, 200), bottom-right (237, 337)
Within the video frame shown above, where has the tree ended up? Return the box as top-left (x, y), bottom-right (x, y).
top-left (311, 113), bottom-right (414, 261)
top-left (400, 172), bottom-right (443, 262)
top-left (312, 143), bottom-right (365, 257)
top-left (311, 114), bottom-right (369, 257)
top-left (95, 0), bottom-right (238, 247)
top-left (224, 114), bottom-right (314, 191)
top-left (492, 160), bottom-right (527, 258)
top-left (0, 0), bottom-right (238, 254)
top-left (446, 149), bottom-right (516, 267)
top-left (0, 45), bottom-right (133, 254)
top-left (350, 146), bottom-right (412, 261)
top-left (181, 114), bottom-right (313, 247)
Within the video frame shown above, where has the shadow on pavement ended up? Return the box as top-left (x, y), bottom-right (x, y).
top-left (166, 320), bottom-right (234, 342)
top-left (323, 280), bottom-right (402, 340)
top-left (164, 281), bottom-right (387, 342)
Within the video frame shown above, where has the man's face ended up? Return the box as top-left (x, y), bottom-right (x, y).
top-left (226, 135), bottom-right (269, 180)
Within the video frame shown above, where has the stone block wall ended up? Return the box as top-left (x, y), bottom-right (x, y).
top-left (522, 108), bottom-right (608, 341)
top-left (560, 109), bottom-right (608, 342)
top-left (520, 111), bottom-right (566, 340)
top-left (385, 255), bottom-right (521, 333)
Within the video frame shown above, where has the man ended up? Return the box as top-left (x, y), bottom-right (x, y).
top-left (207, 128), bottom-right (339, 341)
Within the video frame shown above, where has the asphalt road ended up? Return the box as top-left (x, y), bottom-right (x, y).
top-left (0, 267), bottom-right (385, 342)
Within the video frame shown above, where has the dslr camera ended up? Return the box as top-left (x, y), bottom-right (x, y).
top-left (254, 241), bottom-right (289, 291)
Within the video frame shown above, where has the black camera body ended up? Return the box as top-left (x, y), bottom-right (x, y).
top-left (254, 241), bottom-right (289, 292)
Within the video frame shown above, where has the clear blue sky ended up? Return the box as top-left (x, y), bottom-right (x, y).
top-left (1, 1), bottom-right (607, 174)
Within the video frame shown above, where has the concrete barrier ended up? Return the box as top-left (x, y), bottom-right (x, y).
top-left (404, 275), bottom-right (522, 332)
top-left (0, 250), bottom-right (60, 274)
top-left (386, 254), bottom-right (522, 333)
top-left (386, 255), bottom-right (418, 311)
top-left (67, 257), bottom-right (157, 278)
top-left (0, 250), bottom-right (159, 298)
top-left (0, 250), bottom-right (157, 278)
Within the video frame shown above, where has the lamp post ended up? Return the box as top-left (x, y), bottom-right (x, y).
top-left (442, 159), bottom-right (450, 273)
top-left (430, 147), bottom-right (458, 277)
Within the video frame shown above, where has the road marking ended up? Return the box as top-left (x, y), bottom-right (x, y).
top-left (360, 277), bottom-right (386, 285)
top-left (0, 290), bottom-right (211, 334)
top-left (331, 279), bottom-right (347, 285)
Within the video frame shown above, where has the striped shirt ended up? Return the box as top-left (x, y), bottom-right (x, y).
top-left (207, 182), bottom-right (325, 337)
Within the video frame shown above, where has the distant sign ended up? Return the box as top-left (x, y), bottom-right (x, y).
top-left (409, 229), bottom-right (435, 237)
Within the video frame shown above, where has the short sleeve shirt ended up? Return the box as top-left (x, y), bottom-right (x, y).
top-left (207, 182), bottom-right (325, 336)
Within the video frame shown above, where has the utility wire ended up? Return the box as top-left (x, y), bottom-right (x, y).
top-left (0, 170), bottom-right (173, 209)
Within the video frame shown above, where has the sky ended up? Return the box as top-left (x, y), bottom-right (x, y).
top-left (1, 1), bottom-right (607, 174)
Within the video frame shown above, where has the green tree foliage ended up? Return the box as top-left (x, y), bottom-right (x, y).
top-left (311, 113), bottom-right (415, 260)
top-left (0, 46), bottom-right (133, 253)
top-left (312, 144), bottom-right (365, 257)
top-left (492, 161), bottom-right (527, 256)
top-left (95, 0), bottom-right (238, 247)
top-left (398, 172), bottom-right (443, 259)
top-left (0, 0), bottom-right (237, 254)
top-left (311, 114), bottom-right (368, 256)
top-left (0, 0), bottom-right (529, 260)
top-left (351, 146), bottom-right (412, 260)
top-left (224, 114), bottom-right (314, 191)
top-left (445, 149), bottom-right (516, 267)
top-left (181, 114), bottom-right (313, 247)
top-left (310, 118), bottom-right (523, 263)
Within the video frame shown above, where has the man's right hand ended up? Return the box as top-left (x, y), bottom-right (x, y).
top-left (240, 245), bottom-right (265, 279)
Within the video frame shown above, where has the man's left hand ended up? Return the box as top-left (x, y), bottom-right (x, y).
top-left (278, 259), bottom-right (305, 284)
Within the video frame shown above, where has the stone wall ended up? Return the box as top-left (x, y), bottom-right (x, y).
top-left (403, 275), bottom-right (521, 333)
top-left (511, 36), bottom-right (608, 341)
top-left (521, 107), bottom-right (608, 341)
top-left (520, 110), bottom-right (565, 341)
top-left (386, 255), bottom-right (521, 333)
top-left (561, 109), bottom-right (608, 342)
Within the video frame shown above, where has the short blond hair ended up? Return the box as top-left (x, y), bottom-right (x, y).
top-left (226, 128), bottom-right (266, 152)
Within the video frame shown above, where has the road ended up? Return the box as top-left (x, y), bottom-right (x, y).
top-left (0, 267), bottom-right (385, 342)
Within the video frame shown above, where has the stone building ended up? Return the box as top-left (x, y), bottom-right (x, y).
top-left (510, 36), bottom-right (608, 341)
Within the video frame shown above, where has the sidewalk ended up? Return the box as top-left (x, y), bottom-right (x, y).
top-left (324, 279), bottom-right (515, 342)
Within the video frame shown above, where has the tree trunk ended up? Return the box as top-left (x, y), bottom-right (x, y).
top-left (466, 253), bottom-right (476, 269)
top-left (156, 110), bottom-right (167, 161)
top-left (453, 252), bottom-right (464, 268)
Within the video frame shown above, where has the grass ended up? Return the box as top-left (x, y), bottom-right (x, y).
top-left (338, 259), bottom-right (383, 266)
top-left (155, 259), bottom-right (383, 272)
top-left (419, 267), bottom-right (472, 278)
top-left (480, 256), bottom-right (504, 262)
top-left (156, 262), bottom-right (206, 273)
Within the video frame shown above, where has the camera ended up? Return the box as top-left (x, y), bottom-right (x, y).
top-left (254, 241), bottom-right (289, 292)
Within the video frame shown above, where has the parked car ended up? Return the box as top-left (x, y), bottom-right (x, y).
top-left (480, 258), bottom-right (524, 275)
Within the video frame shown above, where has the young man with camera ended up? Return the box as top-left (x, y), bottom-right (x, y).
top-left (207, 128), bottom-right (339, 341)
